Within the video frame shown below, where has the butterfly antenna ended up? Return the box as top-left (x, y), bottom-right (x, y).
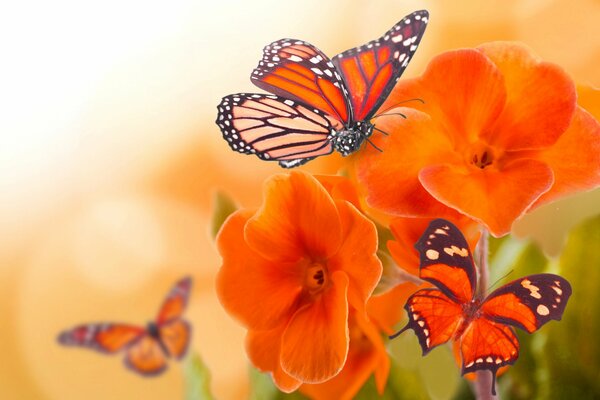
top-left (373, 126), bottom-right (390, 136)
top-left (484, 269), bottom-right (515, 296)
top-left (365, 136), bottom-right (383, 152)
top-left (371, 112), bottom-right (407, 120)
top-left (373, 97), bottom-right (425, 118)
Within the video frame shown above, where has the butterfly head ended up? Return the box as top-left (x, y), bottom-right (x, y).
top-left (331, 122), bottom-right (374, 156)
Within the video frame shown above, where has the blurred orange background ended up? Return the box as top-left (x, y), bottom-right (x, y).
top-left (1, 1), bottom-right (598, 399)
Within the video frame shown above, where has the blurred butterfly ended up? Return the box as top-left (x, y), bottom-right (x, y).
top-left (57, 276), bottom-right (192, 376)
top-left (216, 10), bottom-right (429, 168)
top-left (391, 220), bottom-right (571, 395)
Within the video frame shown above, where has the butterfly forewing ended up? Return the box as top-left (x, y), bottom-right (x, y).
top-left (251, 39), bottom-right (350, 123)
top-left (414, 219), bottom-right (477, 303)
top-left (217, 93), bottom-right (335, 166)
top-left (480, 274), bottom-right (572, 333)
top-left (156, 276), bottom-right (192, 325)
top-left (57, 323), bottom-right (145, 353)
top-left (333, 10), bottom-right (429, 121)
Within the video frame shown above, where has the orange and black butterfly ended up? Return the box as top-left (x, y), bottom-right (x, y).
top-left (57, 276), bottom-right (192, 376)
top-left (391, 220), bottom-right (571, 395)
top-left (216, 10), bottom-right (429, 168)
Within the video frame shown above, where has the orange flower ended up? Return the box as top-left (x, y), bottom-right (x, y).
top-left (358, 42), bottom-right (600, 237)
top-left (216, 171), bottom-right (381, 391)
top-left (299, 309), bottom-right (389, 400)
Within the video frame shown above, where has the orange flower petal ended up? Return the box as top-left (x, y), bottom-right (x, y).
top-left (419, 159), bottom-right (554, 236)
top-left (533, 107), bottom-right (600, 208)
top-left (478, 42), bottom-right (577, 150)
top-left (357, 110), bottom-right (459, 218)
top-left (367, 282), bottom-right (423, 334)
top-left (246, 328), bottom-right (302, 393)
top-left (216, 210), bottom-right (304, 330)
top-left (315, 174), bottom-right (362, 210)
top-left (245, 171), bottom-right (342, 262)
top-left (384, 49), bottom-right (506, 144)
top-left (299, 311), bottom-right (390, 400)
top-left (328, 200), bottom-right (381, 311)
top-left (280, 271), bottom-right (349, 383)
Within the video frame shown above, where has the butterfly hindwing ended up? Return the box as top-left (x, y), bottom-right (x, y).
top-left (459, 317), bottom-right (519, 395)
top-left (57, 323), bottom-right (145, 353)
top-left (481, 274), bottom-right (572, 333)
top-left (394, 288), bottom-right (463, 355)
top-left (159, 319), bottom-right (192, 359)
top-left (251, 39), bottom-right (350, 124)
top-left (332, 10), bottom-right (429, 121)
top-left (216, 93), bottom-right (335, 166)
top-left (124, 334), bottom-right (169, 376)
top-left (414, 219), bottom-right (477, 303)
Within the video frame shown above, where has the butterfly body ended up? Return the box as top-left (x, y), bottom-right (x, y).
top-left (217, 10), bottom-right (429, 167)
top-left (58, 276), bottom-right (193, 376)
top-left (392, 220), bottom-right (571, 394)
top-left (330, 120), bottom-right (374, 156)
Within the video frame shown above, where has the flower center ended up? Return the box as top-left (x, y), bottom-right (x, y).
top-left (305, 262), bottom-right (328, 293)
top-left (466, 142), bottom-right (499, 169)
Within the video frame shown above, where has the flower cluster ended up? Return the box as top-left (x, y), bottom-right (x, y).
top-left (215, 42), bottom-right (599, 398)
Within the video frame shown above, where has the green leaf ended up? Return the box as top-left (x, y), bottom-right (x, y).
top-left (539, 214), bottom-right (600, 399)
top-left (184, 353), bottom-right (215, 400)
top-left (389, 332), bottom-right (459, 400)
top-left (354, 358), bottom-right (430, 400)
top-left (209, 191), bottom-right (238, 239)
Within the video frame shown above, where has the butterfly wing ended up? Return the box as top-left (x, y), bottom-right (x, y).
top-left (392, 288), bottom-right (463, 355)
top-left (414, 218), bottom-right (477, 303)
top-left (251, 39), bottom-right (351, 124)
top-left (480, 274), bottom-right (572, 333)
top-left (459, 318), bottom-right (519, 395)
top-left (159, 319), bottom-right (192, 359)
top-left (216, 93), bottom-right (336, 167)
top-left (155, 276), bottom-right (193, 360)
top-left (57, 323), bottom-right (145, 353)
top-left (156, 276), bottom-right (192, 325)
top-left (124, 334), bottom-right (169, 376)
top-left (332, 10), bottom-right (429, 121)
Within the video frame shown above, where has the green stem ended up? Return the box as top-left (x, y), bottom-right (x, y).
top-left (473, 227), bottom-right (498, 400)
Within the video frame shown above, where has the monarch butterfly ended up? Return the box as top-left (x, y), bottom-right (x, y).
top-left (216, 10), bottom-right (429, 168)
top-left (391, 219), bottom-right (571, 395)
top-left (57, 276), bottom-right (192, 376)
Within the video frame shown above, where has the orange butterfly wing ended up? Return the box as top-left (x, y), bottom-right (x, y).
top-left (159, 320), bottom-right (192, 359)
top-left (480, 274), bottom-right (572, 333)
top-left (155, 276), bottom-right (192, 360)
top-left (156, 276), bottom-right (192, 325)
top-left (414, 219), bottom-right (477, 303)
top-left (57, 323), bottom-right (145, 353)
top-left (124, 335), bottom-right (168, 376)
top-left (251, 39), bottom-right (350, 124)
top-left (459, 318), bottom-right (519, 395)
top-left (392, 288), bottom-right (463, 354)
top-left (332, 10), bottom-right (429, 121)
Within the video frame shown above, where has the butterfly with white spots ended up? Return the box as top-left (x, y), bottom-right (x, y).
top-left (216, 10), bottom-right (429, 167)
top-left (390, 219), bottom-right (572, 395)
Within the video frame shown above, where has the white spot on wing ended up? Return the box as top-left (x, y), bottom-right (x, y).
top-left (537, 304), bottom-right (550, 316)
